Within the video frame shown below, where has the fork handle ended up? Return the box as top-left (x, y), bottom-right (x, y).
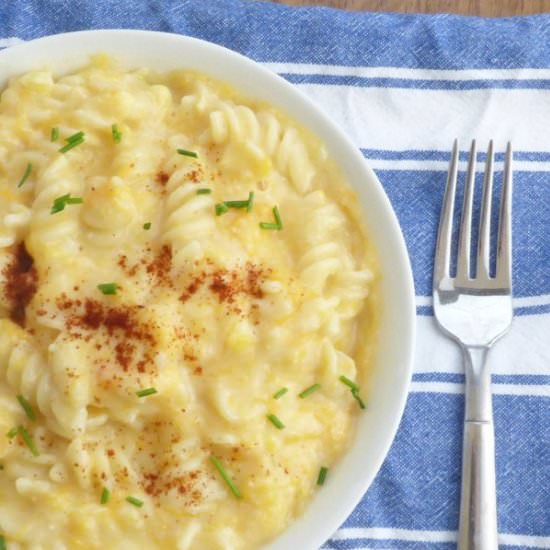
top-left (458, 346), bottom-right (498, 550)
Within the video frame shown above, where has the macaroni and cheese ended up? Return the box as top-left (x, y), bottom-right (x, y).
top-left (0, 57), bottom-right (377, 550)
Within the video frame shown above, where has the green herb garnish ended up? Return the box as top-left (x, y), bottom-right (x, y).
top-left (247, 191), bottom-right (255, 212)
top-left (273, 387), bottom-right (288, 400)
top-left (339, 375), bottom-right (359, 392)
top-left (143, 222), bottom-right (151, 230)
top-left (100, 487), bottom-right (110, 504)
top-left (66, 131), bottom-right (85, 143)
top-left (17, 163), bottom-right (32, 188)
top-left (351, 388), bottom-right (366, 410)
top-left (136, 387), bottom-right (157, 398)
top-left (259, 206), bottom-right (283, 230)
top-left (298, 384), bottom-right (321, 399)
top-left (267, 414), bottom-right (285, 430)
top-left (317, 466), bottom-right (329, 486)
top-left (50, 193), bottom-right (83, 214)
top-left (177, 148), bottom-right (198, 159)
top-left (339, 376), bottom-right (366, 410)
top-left (273, 204), bottom-right (282, 227)
top-left (51, 127), bottom-right (60, 142)
top-left (223, 199), bottom-right (249, 208)
top-left (59, 131), bottom-right (85, 153)
top-left (111, 124), bottom-right (122, 144)
top-left (58, 140), bottom-right (84, 153)
top-left (216, 191), bottom-right (254, 215)
top-left (18, 426), bottom-right (39, 456)
top-left (210, 456), bottom-right (242, 499)
top-left (224, 191), bottom-right (254, 211)
top-left (125, 496), bottom-right (143, 508)
top-left (16, 395), bottom-right (36, 421)
top-left (6, 427), bottom-right (18, 439)
top-left (196, 188), bottom-right (211, 195)
top-left (215, 203), bottom-right (229, 216)
top-left (97, 283), bottom-right (118, 295)
top-left (0, 534), bottom-right (5, 550)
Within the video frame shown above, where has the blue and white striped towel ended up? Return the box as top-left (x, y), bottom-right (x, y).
top-left (1, 1), bottom-right (549, 548)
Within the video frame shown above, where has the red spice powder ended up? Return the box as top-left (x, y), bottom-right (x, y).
top-left (142, 469), bottom-right (203, 504)
top-left (2, 243), bottom-right (38, 326)
top-left (63, 299), bottom-right (156, 372)
top-left (179, 262), bottom-right (268, 306)
top-left (209, 262), bottom-right (267, 304)
top-left (146, 245), bottom-right (173, 286)
top-left (82, 299), bottom-right (103, 329)
top-left (179, 272), bottom-right (206, 303)
top-left (185, 169), bottom-right (201, 183)
top-left (155, 171), bottom-right (170, 186)
top-left (118, 255), bottom-right (138, 277)
top-left (114, 341), bottom-right (136, 372)
top-left (246, 262), bottom-right (265, 299)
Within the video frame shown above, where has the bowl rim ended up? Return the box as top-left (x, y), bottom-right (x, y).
top-left (0, 29), bottom-right (416, 550)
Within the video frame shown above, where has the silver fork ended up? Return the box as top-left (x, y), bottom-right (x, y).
top-left (433, 140), bottom-right (513, 550)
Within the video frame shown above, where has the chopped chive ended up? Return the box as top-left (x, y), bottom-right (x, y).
top-left (339, 375), bottom-right (359, 392)
top-left (97, 283), bottom-right (118, 295)
top-left (111, 124), bottom-right (122, 144)
top-left (100, 487), bottom-right (110, 504)
top-left (0, 535), bottom-right (5, 550)
top-left (136, 387), bottom-right (157, 398)
top-left (50, 193), bottom-right (83, 214)
top-left (259, 206), bottom-right (283, 230)
top-left (143, 222), bottom-right (151, 230)
top-left (225, 201), bottom-right (248, 209)
top-left (210, 456), bottom-right (242, 499)
top-left (298, 384), bottom-right (321, 399)
top-left (196, 188), bottom-right (211, 195)
top-left (222, 191), bottom-right (254, 211)
top-left (267, 413), bottom-right (285, 430)
top-left (273, 206), bottom-right (283, 228)
top-left (59, 136), bottom-right (84, 153)
top-left (351, 388), bottom-right (366, 410)
top-left (66, 131), bottom-right (85, 143)
top-left (16, 395), bottom-right (36, 421)
top-left (51, 127), bottom-right (59, 142)
top-left (125, 496), bottom-right (143, 508)
top-left (177, 148), bottom-right (198, 159)
top-left (317, 466), bottom-right (329, 486)
top-left (18, 426), bottom-right (39, 456)
top-left (273, 387), bottom-right (288, 400)
top-left (6, 427), bottom-right (18, 439)
top-left (223, 200), bottom-right (247, 208)
top-left (17, 163), bottom-right (32, 188)
top-left (215, 202), bottom-right (229, 216)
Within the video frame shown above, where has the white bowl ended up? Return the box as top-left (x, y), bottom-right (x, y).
top-left (0, 30), bottom-right (416, 550)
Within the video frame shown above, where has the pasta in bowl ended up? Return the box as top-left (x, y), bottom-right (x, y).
top-left (0, 32), bottom-right (415, 550)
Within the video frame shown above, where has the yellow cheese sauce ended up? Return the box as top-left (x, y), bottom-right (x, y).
top-left (0, 57), bottom-right (377, 550)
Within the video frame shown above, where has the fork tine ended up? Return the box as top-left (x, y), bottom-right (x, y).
top-left (477, 140), bottom-right (494, 277)
top-left (434, 139), bottom-right (459, 284)
top-left (496, 142), bottom-right (513, 285)
top-left (457, 140), bottom-right (476, 281)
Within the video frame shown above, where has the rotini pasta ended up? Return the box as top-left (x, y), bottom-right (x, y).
top-left (0, 57), bottom-right (377, 550)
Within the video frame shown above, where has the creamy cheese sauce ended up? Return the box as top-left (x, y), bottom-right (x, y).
top-left (0, 57), bottom-right (377, 550)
